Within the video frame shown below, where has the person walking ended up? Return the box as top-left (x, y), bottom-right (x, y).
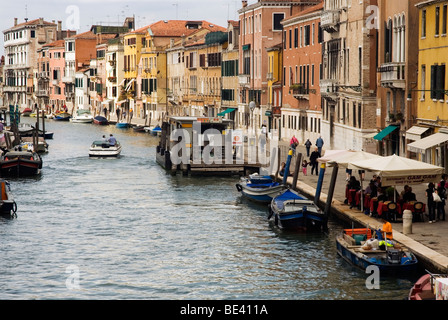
top-left (116, 107), bottom-right (121, 121)
top-left (302, 159), bottom-right (309, 176)
top-left (290, 135), bottom-right (299, 156)
top-left (426, 182), bottom-right (436, 223)
top-left (316, 136), bottom-right (324, 155)
top-left (304, 139), bottom-right (312, 157)
top-left (309, 147), bottom-right (320, 176)
top-left (437, 178), bottom-right (446, 221)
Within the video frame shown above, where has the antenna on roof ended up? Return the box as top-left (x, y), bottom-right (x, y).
top-left (25, 4), bottom-right (28, 22)
top-left (172, 3), bottom-right (179, 19)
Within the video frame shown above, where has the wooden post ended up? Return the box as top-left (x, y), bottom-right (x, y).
top-left (324, 165), bottom-right (339, 218)
top-left (291, 153), bottom-right (302, 190)
top-left (274, 146), bottom-right (281, 181)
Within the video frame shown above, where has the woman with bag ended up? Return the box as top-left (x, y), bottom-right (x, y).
top-left (426, 182), bottom-right (436, 223)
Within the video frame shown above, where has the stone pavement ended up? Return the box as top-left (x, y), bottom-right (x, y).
top-left (275, 141), bottom-right (448, 273)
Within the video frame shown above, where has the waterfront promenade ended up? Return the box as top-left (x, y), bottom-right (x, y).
top-left (277, 141), bottom-right (448, 273)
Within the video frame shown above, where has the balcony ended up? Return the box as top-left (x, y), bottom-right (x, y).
top-left (36, 89), bottom-right (49, 97)
top-left (291, 84), bottom-right (311, 100)
top-left (320, 79), bottom-right (338, 101)
top-left (321, 10), bottom-right (340, 33)
top-left (378, 62), bottom-right (406, 89)
top-left (2, 86), bottom-right (26, 93)
top-left (238, 74), bottom-right (251, 86)
top-left (62, 75), bottom-right (75, 83)
top-left (266, 72), bottom-right (274, 81)
top-left (37, 71), bottom-right (50, 79)
top-left (272, 106), bottom-right (281, 116)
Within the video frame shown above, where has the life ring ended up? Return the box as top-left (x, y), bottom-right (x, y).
top-left (235, 184), bottom-right (242, 192)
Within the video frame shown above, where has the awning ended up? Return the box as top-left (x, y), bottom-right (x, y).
top-left (407, 132), bottom-right (448, 153)
top-left (374, 125), bottom-right (399, 141)
top-left (406, 126), bottom-right (430, 141)
top-left (217, 108), bottom-right (235, 116)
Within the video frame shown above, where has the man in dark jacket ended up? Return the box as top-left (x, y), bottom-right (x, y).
top-left (309, 147), bottom-right (320, 176)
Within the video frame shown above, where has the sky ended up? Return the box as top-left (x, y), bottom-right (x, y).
top-left (1, 0), bottom-right (251, 56)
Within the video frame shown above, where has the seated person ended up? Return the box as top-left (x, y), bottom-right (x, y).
top-left (279, 162), bottom-right (293, 177)
top-left (347, 176), bottom-right (361, 191)
top-left (364, 182), bottom-right (377, 197)
top-left (108, 134), bottom-right (117, 146)
top-left (402, 187), bottom-right (417, 203)
top-left (376, 187), bottom-right (388, 202)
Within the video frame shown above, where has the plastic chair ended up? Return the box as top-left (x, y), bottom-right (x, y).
top-left (413, 202), bottom-right (424, 222)
top-left (387, 202), bottom-right (399, 222)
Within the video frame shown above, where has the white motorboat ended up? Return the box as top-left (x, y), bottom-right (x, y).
top-left (71, 109), bottom-right (94, 123)
top-left (89, 140), bottom-right (122, 157)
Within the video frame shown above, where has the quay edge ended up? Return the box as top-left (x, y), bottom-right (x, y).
top-left (284, 176), bottom-right (448, 274)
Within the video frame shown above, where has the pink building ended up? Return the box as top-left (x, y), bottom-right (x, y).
top-left (48, 40), bottom-right (66, 110)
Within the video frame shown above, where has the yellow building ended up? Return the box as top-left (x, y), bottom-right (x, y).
top-left (409, 1), bottom-right (448, 168)
top-left (266, 43), bottom-right (283, 136)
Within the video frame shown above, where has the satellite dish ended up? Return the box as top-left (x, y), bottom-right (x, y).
top-left (249, 101), bottom-right (256, 111)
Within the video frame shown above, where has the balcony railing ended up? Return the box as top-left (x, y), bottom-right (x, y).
top-left (62, 74), bottom-right (75, 83)
top-left (320, 79), bottom-right (338, 100)
top-left (36, 89), bottom-right (49, 97)
top-left (291, 83), bottom-right (312, 100)
top-left (238, 74), bottom-right (251, 86)
top-left (378, 62), bottom-right (406, 89)
top-left (321, 10), bottom-right (340, 33)
top-left (2, 86), bottom-right (27, 93)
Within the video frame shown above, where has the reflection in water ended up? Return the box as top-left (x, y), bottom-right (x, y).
top-left (0, 118), bottom-right (418, 300)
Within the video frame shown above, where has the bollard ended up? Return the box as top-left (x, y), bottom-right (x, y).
top-left (403, 209), bottom-right (413, 235)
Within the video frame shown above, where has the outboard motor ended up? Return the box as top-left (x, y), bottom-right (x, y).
top-left (387, 249), bottom-right (402, 264)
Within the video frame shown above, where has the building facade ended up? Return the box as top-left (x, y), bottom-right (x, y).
top-left (320, 0), bottom-right (378, 152)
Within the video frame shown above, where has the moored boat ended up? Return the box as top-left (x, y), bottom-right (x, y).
top-left (71, 109), bottom-right (93, 123)
top-left (0, 147), bottom-right (42, 176)
top-left (336, 228), bottom-right (418, 274)
top-left (18, 123), bottom-right (54, 139)
top-left (269, 188), bottom-right (326, 231)
top-left (236, 174), bottom-right (285, 203)
top-left (21, 108), bottom-right (32, 117)
top-left (89, 140), bottom-right (122, 157)
top-left (409, 271), bottom-right (448, 300)
top-left (0, 179), bottom-right (17, 218)
top-left (133, 125), bottom-right (146, 132)
top-left (93, 116), bottom-right (109, 125)
top-left (150, 125), bottom-right (161, 136)
top-left (54, 111), bottom-right (71, 121)
top-left (116, 121), bottom-right (130, 129)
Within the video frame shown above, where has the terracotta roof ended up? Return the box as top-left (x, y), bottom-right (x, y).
top-left (283, 1), bottom-right (324, 21)
top-left (43, 40), bottom-right (65, 48)
top-left (228, 20), bottom-right (240, 28)
top-left (147, 20), bottom-right (225, 37)
top-left (67, 31), bottom-right (117, 41)
top-left (4, 18), bottom-right (56, 32)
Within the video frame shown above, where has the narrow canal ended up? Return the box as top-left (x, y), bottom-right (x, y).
top-left (0, 117), bottom-right (418, 300)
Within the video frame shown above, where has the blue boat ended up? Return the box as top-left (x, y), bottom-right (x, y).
top-left (269, 189), bottom-right (325, 231)
top-left (116, 121), bottom-right (131, 128)
top-left (336, 228), bottom-right (418, 274)
top-left (150, 125), bottom-right (162, 136)
top-left (236, 174), bottom-right (285, 203)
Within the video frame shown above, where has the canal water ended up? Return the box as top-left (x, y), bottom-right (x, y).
top-left (0, 117), bottom-right (418, 300)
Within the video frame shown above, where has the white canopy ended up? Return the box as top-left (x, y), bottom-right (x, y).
top-left (325, 150), bottom-right (382, 168)
top-left (318, 150), bottom-right (355, 163)
top-left (348, 154), bottom-right (444, 186)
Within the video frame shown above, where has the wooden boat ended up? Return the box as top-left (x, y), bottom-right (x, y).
top-left (0, 147), bottom-right (42, 176)
top-left (18, 123), bottom-right (54, 139)
top-left (93, 116), bottom-right (109, 125)
top-left (409, 271), bottom-right (448, 300)
top-left (336, 228), bottom-right (418, 274)
top-left (0, 179), bottom-right (17, 217)
top-left (53, 111), bottom-right (71, 121)
top-left (133, 125), bottom-right (146, 132)
top-left (89, 140), bottom-right (122, 157)
top-left (116, 121), bottom-right (130, 129)
top-left (21, 108), bottom-right (32, 117)
top-left (269, 189), bottom-right (326, 231)
top-left (20, 138), bottom-right (48, 154)
top-left (236, 174), bottom-right (285, 203)
top-left (30, 110), bottom-right (46, 118)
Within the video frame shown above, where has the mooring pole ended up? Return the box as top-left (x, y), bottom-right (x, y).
top-left (314, 162), bottom-right (326, 205)
top-left (282, 149), bottom-right (293, 185)
top-left (324, 165), bottom-right (339, 221)
top-left (292, 153), bottom-right (302, 190)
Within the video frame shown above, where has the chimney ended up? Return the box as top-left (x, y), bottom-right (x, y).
top-left (58, 21), bottom-right (62, 32)
top-left (39, 17), bottom-right (44, 25)
top-left (14, 18), bottom-right (18, 26)
top-left (242, 0), bottom-right (248, 8)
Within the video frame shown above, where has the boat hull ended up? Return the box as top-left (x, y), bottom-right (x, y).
top-left (89, 141), bottom-right (122, 157)
top-left (336, 235), bottom-right (418, 274)
top-left (93, 116), bottom-right (109, 125)
top-left (0, 159), bottom-right (41, 176)
top-left (237, 183), bottom-right (285, 203)
top-left (270, 189), bottom-right (326, 232)
top-left (116, 122), bottom-right (130, 128)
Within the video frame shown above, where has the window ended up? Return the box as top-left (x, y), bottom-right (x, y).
top-left (289, 29), bottom-right (292, 49)
top-left (443, 5), bottom-right (447, 35)
top-left (436, 6), bottom-right (440, 36)
top-left (273, 13), bottom-right (285, 31)
top-left (430, 64), bottom-right (446, 100)
top-left (422, 9), bottom-right (426, 38)
top-left (304, 25), bottom-right (310, 46)
top-left (294, 28), bottom-right (298, 48)
top-left (421, 65), bottom-right (426, 100)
